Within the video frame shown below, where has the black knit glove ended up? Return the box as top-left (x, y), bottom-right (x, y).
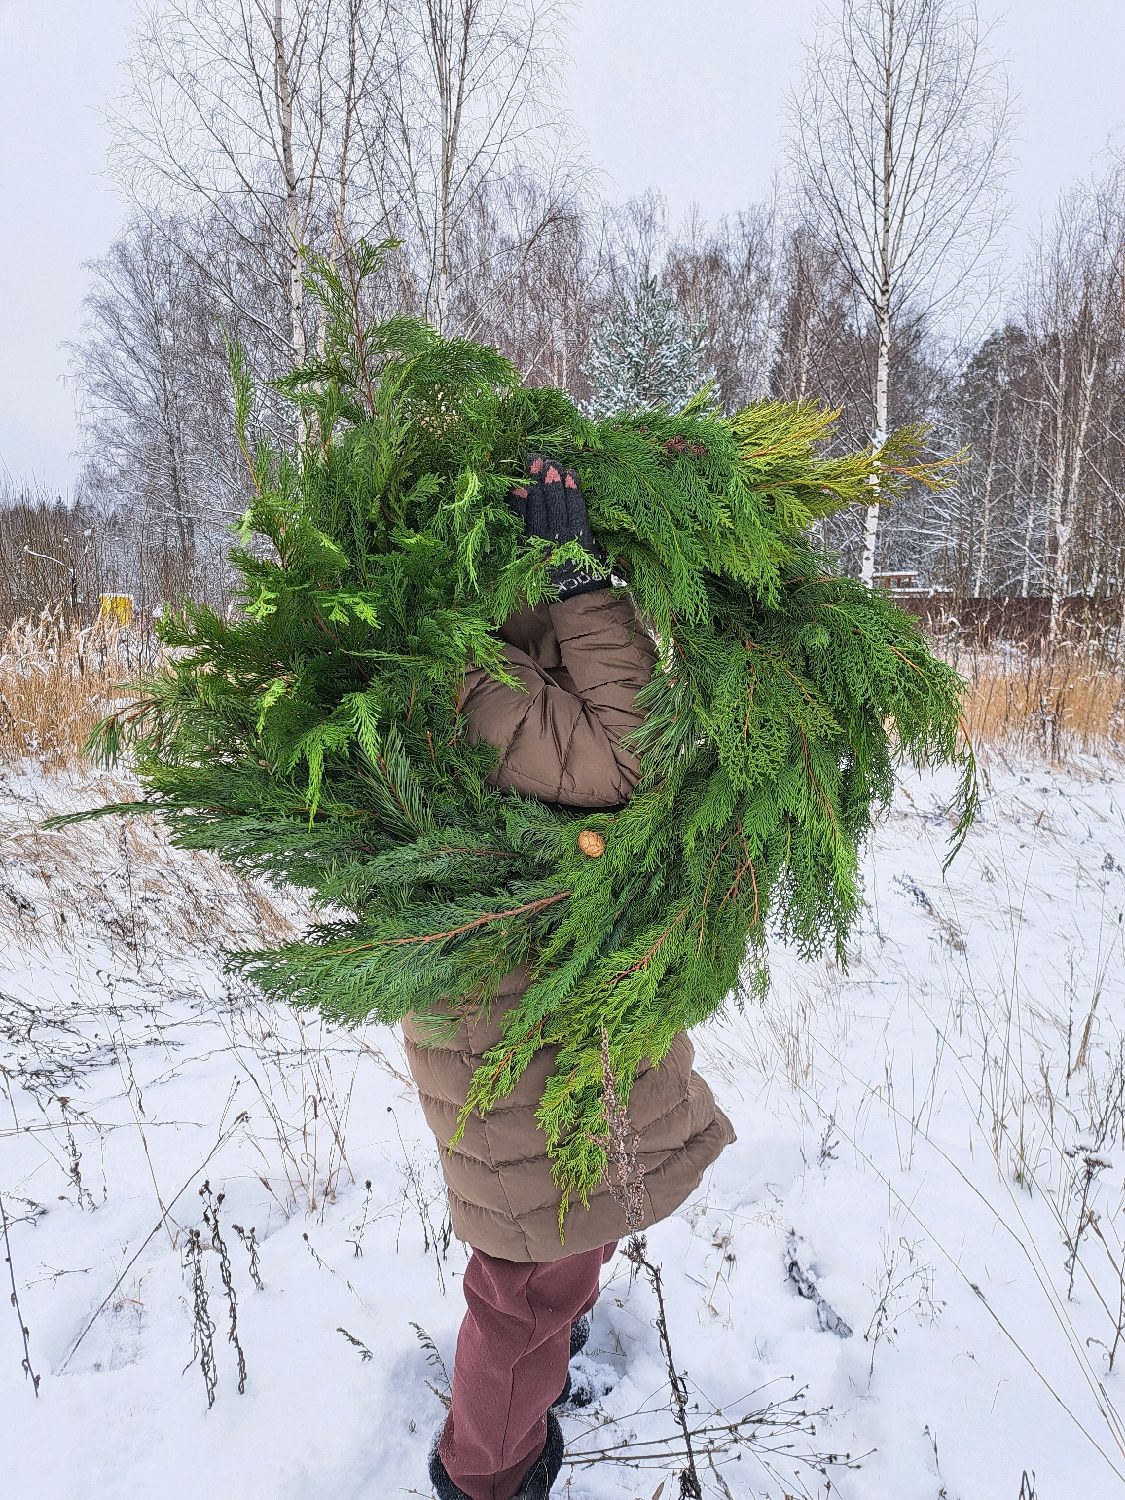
top-left (507, 454), bottom-right (609, 599)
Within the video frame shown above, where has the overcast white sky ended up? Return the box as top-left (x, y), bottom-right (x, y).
top-left (1, 0), bottom-right (1123, 495)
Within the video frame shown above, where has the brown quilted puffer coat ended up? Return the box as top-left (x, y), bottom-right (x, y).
top-left (400, 588), bottom-right (736, 1261)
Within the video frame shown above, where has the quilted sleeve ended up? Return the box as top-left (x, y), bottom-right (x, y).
top-left (459, 589), bottom-right (658, 809)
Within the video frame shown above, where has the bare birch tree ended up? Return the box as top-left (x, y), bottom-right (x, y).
top-left (1022, 162), bottom-right (1125, 635)
top-left (77, 0), bottom-right (582, 606)
top-left (787, 0), bottom-right (1013, 583)
top-left (67, 211), bottom-right (261, 609)
top-left (450, 172), bottom-right (602, 392)
top-left (371, 0), bottom-right (580, 333)
top-left (110, 1), bottom-right (578, 338)
top-left (109, 0), bottom-right (385, 383)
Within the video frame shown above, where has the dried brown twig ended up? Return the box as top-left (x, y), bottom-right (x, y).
top-left (183, 1225), bottom-right (218, 1407)
top-left (598, 1027), bottom-right (646, 1232)
top-left (412, 1320), bottom-right (452, 1409)
top-left (625, 1234), bottom-right (703, 1498)
top-left (1, 1190), bottom-right (40, 1397)
top-left (200, 1182), bottom-right (248, 1395)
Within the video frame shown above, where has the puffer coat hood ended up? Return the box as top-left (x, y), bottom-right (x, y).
top-left (400, 588), bottom-right (735, 1261)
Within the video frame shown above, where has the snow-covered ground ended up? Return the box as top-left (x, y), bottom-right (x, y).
top-left (1, 755), bottom-right (1123, 1500)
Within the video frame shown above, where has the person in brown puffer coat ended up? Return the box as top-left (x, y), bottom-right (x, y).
top-left (407, 456), bottom-right (736, 1500)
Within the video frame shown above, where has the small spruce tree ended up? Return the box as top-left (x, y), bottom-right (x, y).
top-left (584, 273), bottom-right (713, 418)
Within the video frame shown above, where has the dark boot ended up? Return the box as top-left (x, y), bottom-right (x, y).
top-left (550, 1315), bottom-right (596, 1409)
top-left (569, 1313), bottom-right (591, 1359)
top-left (429, 1410), bottom-right (564, 1500)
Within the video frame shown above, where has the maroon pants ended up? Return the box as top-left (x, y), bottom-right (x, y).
top-left (438, 1239), bottom-right (618, 1500)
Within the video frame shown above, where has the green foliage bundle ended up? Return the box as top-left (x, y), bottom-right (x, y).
top-left (61, 239), bottom-right (976, 1234)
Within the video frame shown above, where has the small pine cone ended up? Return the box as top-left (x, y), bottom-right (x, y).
top-left (577, 829), bottom-right (606, 858)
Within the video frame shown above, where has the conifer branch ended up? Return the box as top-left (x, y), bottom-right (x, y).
top-left (67, 241), bottom-right (976, 1229)
top-left (612, 908), bottom-right (688, 983)
top-left (336, 891), bottom-right (570, 953)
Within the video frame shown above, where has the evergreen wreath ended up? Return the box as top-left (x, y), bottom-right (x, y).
top-left (58, 239), bottom-right (977, 1234)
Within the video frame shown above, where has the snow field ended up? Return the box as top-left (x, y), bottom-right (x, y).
top-left (1, 756), bottom-right (1123, 1498)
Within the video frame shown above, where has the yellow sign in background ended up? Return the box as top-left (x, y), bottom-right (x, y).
top-left (99, 594), bottom-right (134, 627)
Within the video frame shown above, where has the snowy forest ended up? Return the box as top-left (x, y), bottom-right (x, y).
top-left (3, 5), bottom-right (1125, 1500)
top-left (1, 0), bottom-right (1123, 631)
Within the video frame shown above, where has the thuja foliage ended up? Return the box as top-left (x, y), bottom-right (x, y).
top-left (58, 239), bottom-right (976, 1234)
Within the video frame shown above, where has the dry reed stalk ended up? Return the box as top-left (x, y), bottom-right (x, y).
top-left (946, 635), bottom-right (1125, 763)
top-left (0, 608), bottom-right (162, 768)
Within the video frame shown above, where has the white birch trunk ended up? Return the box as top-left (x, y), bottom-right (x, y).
top-left (1050, 353), bottom-right (1098, 638)
top-left (860, 307), bottom-right (890, 587)
top-left (860, 6), bottom-right (895, 590)
top-left (1045, 341), bottom-right (1070, 639)
top-left (972, 401), bottom-right (999, 596)
top-left (272, 2), bottom-right (307, 387)
top-left (1020, 402), bottom-right (1044, 598)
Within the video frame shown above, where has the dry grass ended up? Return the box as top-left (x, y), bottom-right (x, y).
top-left (0, 609), bottom-right (161, 768)
top-left (0, 769), bottom-right (299, 962)
top-left (952, 637), bottom-right (1125, 762)
top-left (3, 610), bottom-right (1123, 775)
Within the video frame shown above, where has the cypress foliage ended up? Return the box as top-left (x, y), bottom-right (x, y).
top-left (55, 238), bottom-right (976, 1235)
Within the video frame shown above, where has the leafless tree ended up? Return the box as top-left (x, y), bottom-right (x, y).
top-left (787, 0), bottom-right (1014, 583)
top-left (770, 217), bottom-right (856, 410)
top-left (0, 480), bottom-right (101, 626)
top-left (1021, 161), bottom-right (1125, 633)
top-left (65, 208), bottom-right (281, 610)
top-left (72, 219), bottom-right (198, 564)
top-left (106, 0), bottom-right (584, 377)
top-left (110, 0), bottom-right (390, 389)
top-left (453, 171), bottom-right (603, 394)
top-left (663, 188), bottom-right (787, 410)
top-left (371, 0), bottom-right (582, 333)
top-left (82, 0), bottom-right (577, 605)
top-left (768, 217), bottom-right (934, 574)
top-left (939, 321), bottom-right (1041, 596)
